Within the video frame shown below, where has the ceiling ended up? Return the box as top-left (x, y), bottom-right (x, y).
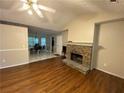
top-left (0, 0), bottom-right (124, 31)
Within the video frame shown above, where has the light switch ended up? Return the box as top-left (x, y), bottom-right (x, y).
top-left (22, 45), bottom-right (25, 48)
top-left (2, 59), bottom-right (6, 63)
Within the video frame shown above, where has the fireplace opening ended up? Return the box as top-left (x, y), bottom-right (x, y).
top-left (71, 53), bottom-right (83, 64)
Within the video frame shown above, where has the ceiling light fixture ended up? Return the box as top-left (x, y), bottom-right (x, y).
top-left (20, 0), bottom-right (56, 18)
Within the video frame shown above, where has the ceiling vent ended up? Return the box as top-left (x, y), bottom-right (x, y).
top-left (110, 0), bottom-right (117, 3)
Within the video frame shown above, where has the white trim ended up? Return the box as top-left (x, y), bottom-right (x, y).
top-left (0, 48), bottom-right (28, 52)
top-left (0, 57), bottom-right (57, 69)
top-left (96, 68), bottom-right (124, 79)
top-left (0, 61), bottom-right (29, 69)
top-left (29, 56), bottom-right (57, 63)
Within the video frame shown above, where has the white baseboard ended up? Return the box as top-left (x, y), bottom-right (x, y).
top-left (0, 48), bottom-right (28, 52)
top-left (0, 61), bottom-right (29, 69)
top-left (0, 57), bottom-right (57, 69)
top-left (29, 56), bottom-right (57, 63)
top-left (96, 68), bottom-right (124, 79)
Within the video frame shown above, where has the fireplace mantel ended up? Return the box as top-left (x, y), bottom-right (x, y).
top-left (66, 42), bottom-right (93, 46)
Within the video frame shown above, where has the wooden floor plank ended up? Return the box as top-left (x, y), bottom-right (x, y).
top-left (0, 57), bottom-right (124, 93)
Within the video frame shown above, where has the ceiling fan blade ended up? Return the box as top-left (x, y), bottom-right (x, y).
top-left (33, 4), bottom-right (43, 18)
top-left (32, 0), bottom-right (38, 3)
top-left (20, 0), bottom-right (27, 3)
top-left (27, 9), bottom-right (33, 15)
top-left (35, 9), bottom-right (44, 18)
top-left (38, 5), bottom-right (56, 13)
top-left (18, 3), bottom-right (30, 11)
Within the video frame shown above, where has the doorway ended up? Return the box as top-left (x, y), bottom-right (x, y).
top-left (94, 20), bottom-right (124, 78)
top-left (28, 32), bottom-right (56, 62)
top-left (51, 37), bottom-right (55, 53)
top-left (41, 37), bottom-right (46, 50)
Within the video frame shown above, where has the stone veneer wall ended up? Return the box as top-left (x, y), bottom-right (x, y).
top-left (67, 44), bottom-right (92, 68)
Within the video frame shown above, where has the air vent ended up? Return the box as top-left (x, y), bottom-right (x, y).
top-left (110, 0), bottom-right (117, 3)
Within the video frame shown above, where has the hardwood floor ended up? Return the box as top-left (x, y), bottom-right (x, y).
top-left (0, 57), bottom-right (124, 93)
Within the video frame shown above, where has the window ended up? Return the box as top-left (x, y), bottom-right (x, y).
top-left (28, 37), bottom-right (39, 48)
top-left (41, 37), bottom-right (46, 46)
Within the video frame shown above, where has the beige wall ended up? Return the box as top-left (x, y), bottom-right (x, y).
top-left (0, 25), bottom-right (2, 67)
top-left (0, 24), bottom-right (29, 69)
top-left (65, 13), bottom-right (124, 78)
top-left (97, 21), bottom-right (124, 78)
top-left (65, 13), bottom-right (124, 43)
top-left (65, 15), bottom-right (94, 43)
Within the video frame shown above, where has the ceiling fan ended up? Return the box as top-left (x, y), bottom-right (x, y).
top-left (19, 0), bottom-right (56, 18)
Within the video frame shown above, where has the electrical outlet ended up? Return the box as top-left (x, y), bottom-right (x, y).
top-left (2, 59), bottom-right (6, 63)
top-left (103, 63), bottom-right (107, 67)
top-left (0, 63), bottom-right (2, 67)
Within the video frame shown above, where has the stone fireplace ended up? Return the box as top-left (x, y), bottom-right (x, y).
top-left (63, 42), bottom-right (93, 74)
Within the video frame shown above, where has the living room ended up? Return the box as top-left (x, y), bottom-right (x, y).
top-left (0, 0), bottom-right (124, 93)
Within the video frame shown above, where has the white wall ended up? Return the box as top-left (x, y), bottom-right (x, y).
top-left (0, 24), bottom-right (29, 69)
top-left (97, 21), bottom-right (124, 79)
top-left (65, 13), bottom-right (124, 43)
top-left (56, 34), bottom-right (62, 55)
